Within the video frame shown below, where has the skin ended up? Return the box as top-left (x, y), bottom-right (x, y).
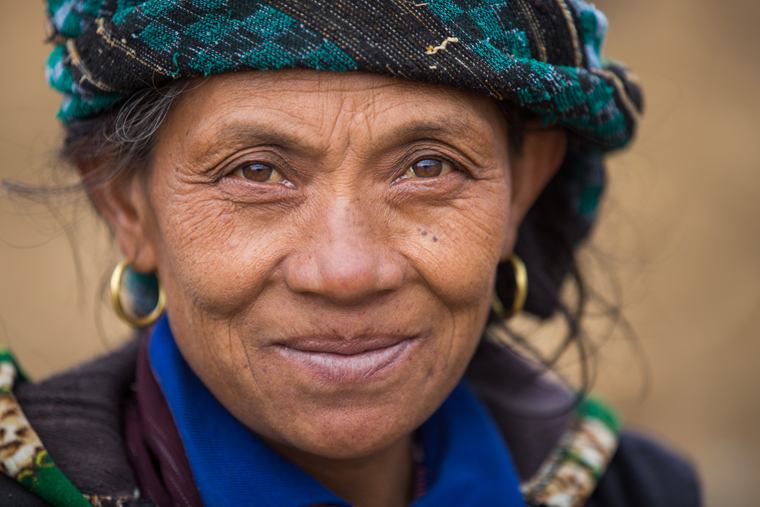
top-left (91, 70), bottom-right (566, 507)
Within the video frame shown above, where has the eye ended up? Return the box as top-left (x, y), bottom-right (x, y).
top-left (401, 158), bottom-right (454, 180)
top-left (234, 163), bottom-right (286, 184)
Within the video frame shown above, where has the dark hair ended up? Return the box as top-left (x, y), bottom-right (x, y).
top-left (61, 78), bottom-right (594, 391)
top-left (63, 80), bottom-right (193, 190)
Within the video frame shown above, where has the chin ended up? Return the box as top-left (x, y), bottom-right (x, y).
top-left (271, 404), bottom-right (425, 460)
top-left (251, 361), bottom-right (465, 462)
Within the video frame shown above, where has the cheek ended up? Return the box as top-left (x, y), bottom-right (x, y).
top-left (150, 185), bottom-right (286, 320)
top-left (399, 183), bottom-right (510, 309)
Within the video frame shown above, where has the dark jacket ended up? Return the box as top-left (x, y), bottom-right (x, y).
top-left (0, 339), bottom-right (700, 507)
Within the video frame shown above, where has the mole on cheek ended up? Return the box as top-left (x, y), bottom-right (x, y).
top-left (416, 227), bottom-right (436, 241)
top-left (220, 214), bottom-right (232, 224)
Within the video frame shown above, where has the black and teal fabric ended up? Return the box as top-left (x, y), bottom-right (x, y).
top-left (45, 0), bottom-right (641, 150)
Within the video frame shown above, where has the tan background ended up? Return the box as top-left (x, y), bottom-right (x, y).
top-left (1, 0), bottom-right (759, 505)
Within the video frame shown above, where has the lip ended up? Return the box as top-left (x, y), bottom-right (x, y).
top-left (275, 335), bottom-right (420, 382)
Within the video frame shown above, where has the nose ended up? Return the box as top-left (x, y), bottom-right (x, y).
top-left (284, 201), bottom-right (404, 306)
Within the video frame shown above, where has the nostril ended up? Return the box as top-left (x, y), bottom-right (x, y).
top-left (284, 244), bottom-right (404, 306)
top-left (314, 251), bottom-right (385, 304)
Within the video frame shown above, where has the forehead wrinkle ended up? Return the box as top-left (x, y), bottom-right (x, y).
top-left (311, 87), bottom-right (495, 160)
top-left (339, 85), bottom-right (502, 155)
top-left (169, 71), bottom-right (505, 171)
top-left (302, 86), bottom-right (387, 165)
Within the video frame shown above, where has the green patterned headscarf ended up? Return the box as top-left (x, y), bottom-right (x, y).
top-left (45, 0), bottom-right (641, 148)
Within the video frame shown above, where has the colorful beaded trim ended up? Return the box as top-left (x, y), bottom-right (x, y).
top-left (521, 397), bottom-right (622, 507)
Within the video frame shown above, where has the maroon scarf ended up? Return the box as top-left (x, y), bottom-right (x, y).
top-left (123, 338), bottom-right (203, 507)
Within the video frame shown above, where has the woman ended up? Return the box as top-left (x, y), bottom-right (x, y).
top-left (0, 1), bottom-right (698, 506)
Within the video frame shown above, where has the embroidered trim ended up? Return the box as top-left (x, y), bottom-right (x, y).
top-left (0, 348), bottom-right (93, 507)
top-left (84, 491), bottom-right (141, 507)
top-left (521, 397), bottom-right (621, 507)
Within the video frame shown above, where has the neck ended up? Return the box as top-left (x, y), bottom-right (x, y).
top-left (266, 434), bottom-right (416, 507)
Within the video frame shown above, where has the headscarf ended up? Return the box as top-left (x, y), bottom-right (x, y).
top-left (45, 0), bottom-right (641, 147)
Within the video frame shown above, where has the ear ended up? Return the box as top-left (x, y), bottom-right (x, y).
top-left (81, 165), bottom-right (158, 273)
top-left (501, 123), bottom-right (567, 260)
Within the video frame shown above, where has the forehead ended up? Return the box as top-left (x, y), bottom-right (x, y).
top-left (163, 70), bottom-right (508, 153)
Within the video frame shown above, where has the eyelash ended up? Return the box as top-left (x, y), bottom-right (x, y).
top-left (224, 157), bottom-right (295, 189)
top-left (392, 156), bottom-right (463, 184)
top-left (221, 152), bottom-right (464, 188)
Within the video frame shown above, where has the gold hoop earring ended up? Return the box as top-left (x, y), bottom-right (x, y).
top-left (110, 259), bottom-right (166, 327)
top-left (491, 254), bottom-right (528, 320)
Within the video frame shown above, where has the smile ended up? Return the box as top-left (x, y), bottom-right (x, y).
top-left (275, 335), bottom-right (421, 382)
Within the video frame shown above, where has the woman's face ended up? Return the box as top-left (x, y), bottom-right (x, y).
top-left (109, 70), bottom-right (562, 461)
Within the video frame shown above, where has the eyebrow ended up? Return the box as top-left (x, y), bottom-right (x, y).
top-left (189, 115), bottom-right (490, 166)
top-left (207, 120), bottom-right (479, 145)
top-left (202, 125), bottom-right (316, 153)
top-left (389, 119), bottom-right (484, 145)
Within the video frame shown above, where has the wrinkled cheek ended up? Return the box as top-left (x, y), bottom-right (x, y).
top-left (414, 212), bottom-right (506, 310)
top-left (154, 199), bottom-right (264, 319)
top-left (168, 250), bottom-right (276, 321)
top-left (401, 211), bottom-right (505, 374)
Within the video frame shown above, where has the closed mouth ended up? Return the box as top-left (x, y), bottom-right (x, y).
top-left (275, 335), bottom-right (420, 382)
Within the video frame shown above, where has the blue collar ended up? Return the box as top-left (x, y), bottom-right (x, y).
top-left (149, 316), bottom-right (525, 507)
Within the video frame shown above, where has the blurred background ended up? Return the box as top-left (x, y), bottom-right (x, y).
top-left (1, 0), bottom-right (758, 505)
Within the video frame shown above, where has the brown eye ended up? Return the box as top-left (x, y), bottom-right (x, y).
top-left (402, 159), bottom-right (453, 180)
top-left (235, 163), bottom-right (285, 184)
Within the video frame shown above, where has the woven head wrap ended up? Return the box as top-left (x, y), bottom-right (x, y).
top-left (45, 0), bottom-right (643, 315)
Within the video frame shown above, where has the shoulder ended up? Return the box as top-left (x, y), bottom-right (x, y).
top-left (587, 432), bottom-right (701, 507)
top-left (466, 339), bottom-right (701, 507)
top-left (0, 338), bottom-right (146, 507)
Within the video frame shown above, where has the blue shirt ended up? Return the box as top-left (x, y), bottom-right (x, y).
top-left (149, 316), bottom-right (525, 507)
